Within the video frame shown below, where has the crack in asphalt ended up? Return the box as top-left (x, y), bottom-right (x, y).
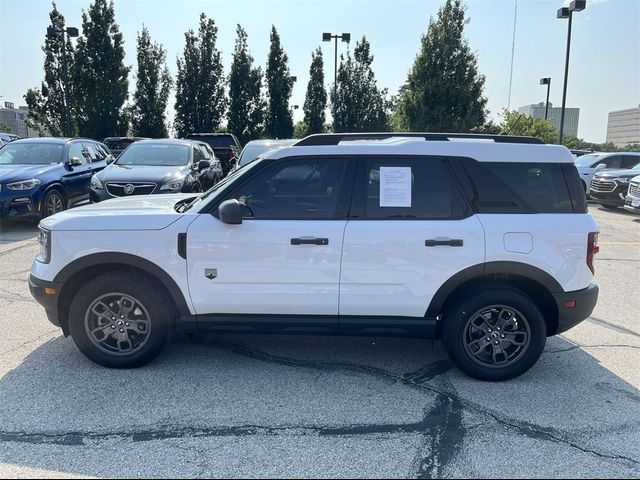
top-left (0, 243), bottom-right (37, 258)
top-left (546, 344), bottom-right (640, 354)
top-left (586, 316), bottom-right (640, 339)
top-left (0, 338), bottom-right (639, 473)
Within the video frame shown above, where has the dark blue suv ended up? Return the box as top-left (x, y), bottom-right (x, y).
top-left (0, 138), bottom-right (112, 219)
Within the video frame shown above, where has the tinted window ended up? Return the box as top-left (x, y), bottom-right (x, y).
top-left (82, 142), bottom-right (104, 162)
top-left (621, 156), bottom-right (640, 169)
top-left (358, 157), bottom-right (466, 220)
top-left (227, 157), bottom-right (349, 219)
top-left (187, 135), bottom-right (237, 148)
top-left (458, 160), bottom-right (573, 213)
top-left (193, 145), bottom-right (205, 163)
top-left (68, 142), bottom-right (89, 164)
top-left (104, 139), bottom-right (136, 151)
top-left (597, 156), bottom-right (621, 169)
top-left (116, 143), bottom-right (190, 166)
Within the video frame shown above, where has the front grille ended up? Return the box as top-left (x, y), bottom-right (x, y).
top-left (590, 178), bottom-right (617, 193)
top-left (106, 183), bottom-right (156, 197)
top-left (629, 182), bottom-right (640, 198)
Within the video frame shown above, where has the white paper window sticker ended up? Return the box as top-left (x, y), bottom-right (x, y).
top-left (379, 166), bottom-right (412, 207)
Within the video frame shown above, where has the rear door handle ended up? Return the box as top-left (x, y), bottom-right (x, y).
top-left (425, 239), bottom-right (464, 247)
top-left (291, 237), bottom-right (329, 246)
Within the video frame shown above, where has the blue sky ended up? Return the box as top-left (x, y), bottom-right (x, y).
top-left (1, 0), bottom-right (638, 142)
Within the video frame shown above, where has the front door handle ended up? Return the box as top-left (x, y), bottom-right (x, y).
top-left (291, 237), bottom-right (329, 246)
top-left (425, 239), bottom-right (464, 247)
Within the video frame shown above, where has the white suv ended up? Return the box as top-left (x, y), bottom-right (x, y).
top-left (29, 133), bottom-right (600, 381)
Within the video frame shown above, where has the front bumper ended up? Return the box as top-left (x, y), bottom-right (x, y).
top-left (552, 283), bottom-right (599, 335)
top-left (590, 188), bottom-right (628, 207)
top-left (0, 190), bottom-right (41, 218)
top-left (29, 274), bottom-right (64, 331)
top-left (623, 195), bottom-right (640, 214)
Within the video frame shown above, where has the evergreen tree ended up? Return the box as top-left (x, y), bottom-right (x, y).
top-left (302, 48), bottom-right (327, 136)
top-left (24, 2), bottom-right (76, 137)
top-left (73, 0), bottom-right (129, 139)
top-left (499, 110), bottom-right (557, 143)
top-left (331, 36), bottom-right (390, 133)
top-left (131, 26), bottom-right (172, 138)
top-left (228, 25), bottom-right (265, 145)
top-left (174, 13), bottom-right (226, 138)
top-left (264, 26), bottom-right (294, 139)
top-left (396, 0), bottom-right (487, 132)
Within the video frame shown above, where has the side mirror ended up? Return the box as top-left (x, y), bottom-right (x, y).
top-left (218, 199), bottom-right (243, 225)
top-left (67, 156), bottom-right (82, 167)
top-left (594, 163), bottom-right (606, 170)
top-left (197, 160), bottom-right (210, 172)
top-left (106, 156), bottom-right (115, 165)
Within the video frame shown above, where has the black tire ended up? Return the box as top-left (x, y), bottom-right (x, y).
top-left (41, 189), bottom-right (65, 218)
top-left (68, 271), bottom-right (173, 368)
top-left (442, 287), bottom-right (547, 381)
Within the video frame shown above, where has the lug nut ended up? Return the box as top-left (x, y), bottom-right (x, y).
top-left (125, 322), bottom-right (129, 327)
top-left (501, 334), bottom-right (506, 338)
top-left (120, 315), bottom-right (124, 319)
top-left (486, 338), bottom-right (491, 342)
top-left (119, 328), bottom-right (124, 333)
top-left (495, 341), bottom-right (499, 345)
top-left (111, 325), bottom-right (116, 329)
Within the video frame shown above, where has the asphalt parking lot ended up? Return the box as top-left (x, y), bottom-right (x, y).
top-left (0, 206), bottom-right (639, 479)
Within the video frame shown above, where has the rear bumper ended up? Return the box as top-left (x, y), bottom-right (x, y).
top-left (552, 283), bottom-right (599, 334)
top-left (29, 274), bottom-right (63, 330)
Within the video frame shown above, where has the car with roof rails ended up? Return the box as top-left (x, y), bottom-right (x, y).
top-left (29, 132), bottom-right (599, 381)
top-left (575, 151), bottom-right (640, 195)
top-left (89, 139), bottom-right (223, 202)
top-left (0, 137), bottom-right (112, 219)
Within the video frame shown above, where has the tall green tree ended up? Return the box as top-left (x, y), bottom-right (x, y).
top-left (227, 25), bottom-right (265, 145)
top-left (499, 110), bottom-right (557, 143)
top-left (73, 0), bottom-right (129, 139)
top-left (302, 48), bottom-right (327, 136)
top-left (331, 36), bottom-right (390, 133)
top-left (24, 2), bottom-right (76, 137)
top-left (174, 13), bottom-right (226, 138)
top-left (131, 26), bottom-right (172, 138)
top-left (264, 26), bottom-right (294, 139)
top-left (396, 0), bottom-right (487, 132)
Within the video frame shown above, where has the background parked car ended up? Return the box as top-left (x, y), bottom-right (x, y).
top-left (103, 136), bottom-right (149, 158)
top-left (590, 162), bottom-right (640, 209)
top-left (0, 132), bottom-right (20, 144)
top-left (90, 138), bottom-right (220, 202)
top-left (233, 139), bottom-right (297, 172)
top-left (184, 133), bottom-right (240, 176)
top-left (0, 137), bottom-right (111, 219)
top-left (575, 152), bottom-right (640, 195)
top-left (624, 174), bottom-right (640, 214)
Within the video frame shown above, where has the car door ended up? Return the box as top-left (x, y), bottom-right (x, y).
top-left (339, 156), bottom-right (485, 319)
top-left (60, 141), bottom-right (94, 204)
top-left (186, 155), bottom-right (355, 323)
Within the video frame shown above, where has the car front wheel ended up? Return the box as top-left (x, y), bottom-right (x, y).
top-left (442, 287), bottom-right (547, 381)
top-left (68, 272), bottom-right (172, 368)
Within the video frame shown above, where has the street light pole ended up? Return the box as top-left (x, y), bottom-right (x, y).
top-left (557, 1), bottom-right (585, 144)
top-left (322, 32), bottom-right (351, 105)
top-left (47, 25), bottom-right (79, 138)
top-left (540, 77), bottom-right (551, 120)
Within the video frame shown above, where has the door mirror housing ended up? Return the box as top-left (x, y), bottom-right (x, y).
top-left (218, 199), bottom-right (243, 225)
top-left (197, 160), bottom-right (211, 172)
top-left (106, 156), bottom-right (115, 165)
top-left (594, 163), bottom-right (606, 170)
top-left (66, 156), bottom-right (82, 167)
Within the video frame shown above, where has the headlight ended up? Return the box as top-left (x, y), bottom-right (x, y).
top-left (90, 176), bottom-right (103, 190)
top-left (160, 180), bottom-right (184, 191)
top-left (37, 227), bottom-right (51, 264)
top-left (613, 177), bottom-right (630, 184)
top-left (7, 178), bottom-right (42, 190)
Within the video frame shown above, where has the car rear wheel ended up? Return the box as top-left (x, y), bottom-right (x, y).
top-left (42, 190), bottom-right (65, 218)
top-left (68, 272), bottom-right (172, 368)
top-left (442, 287), bottom-right (547, 381)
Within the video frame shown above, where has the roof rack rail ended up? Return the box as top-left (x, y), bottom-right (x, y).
top-left (294, 132), bottom-right (545, 146)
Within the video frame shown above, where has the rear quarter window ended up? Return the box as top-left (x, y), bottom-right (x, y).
top-left (455, 159), bottom-right (576, 214)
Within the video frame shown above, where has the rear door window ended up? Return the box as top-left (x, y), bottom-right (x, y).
top-left (597, 156), bottom-right (621, 169)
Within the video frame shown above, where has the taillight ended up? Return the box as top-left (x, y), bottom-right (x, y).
top-left (587, 231), bottom-right (599, 274)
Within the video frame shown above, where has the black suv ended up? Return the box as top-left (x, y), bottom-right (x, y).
top-left (184, 133), bottom-right (240, 176)
top-left (103, 137), bottom-right (149, 158)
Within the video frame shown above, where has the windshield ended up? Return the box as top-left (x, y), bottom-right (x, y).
top-left (575, 154), bottom-right (601, 167)
top-left (0, 143), bottom-right (64, 165)
top-left (105, 139), bottom-right (136, 150)
top-left (116, 143), bottom-right (190, 166)
top-left (184, 158), bottom-right (262, 212)
top-left (238, 145), bottom-right (277, 166)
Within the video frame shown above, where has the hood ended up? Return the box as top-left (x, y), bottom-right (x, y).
top-left (96, 164), bottom-right (191, 185)
top-left (40, 193), bottom-right (199, 231)
top-left (594, 168), bottom-right (640, 180)
top-left (0, 163), bottom-right (60, 183)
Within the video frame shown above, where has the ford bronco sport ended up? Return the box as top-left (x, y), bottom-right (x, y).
top-left (29, 133), bottom-right (599, 381)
